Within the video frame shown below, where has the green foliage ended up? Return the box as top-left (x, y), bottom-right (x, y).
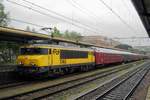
top-left (0, 41), bottom-right (20, 64)
top-left (0, 0), bottom-right (9, 26)
top-left (63, 30), bottom-right (82, 41)
top-left (51, 27), bottom-right (62, 37)
top-left (0, 1), bottom-right (16, 64)
top-left (50, 27), bottom-right (82, 41)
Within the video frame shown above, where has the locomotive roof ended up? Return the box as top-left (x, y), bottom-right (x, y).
top-left (21, 44), bottom-right (93, 51)
top-left (21, 44), bottom-right (142, 55)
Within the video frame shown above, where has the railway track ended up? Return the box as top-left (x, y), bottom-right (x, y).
top-left (0, 65), bottom-right (17, 72)
top-left (0, 63), bottom-right (124, 90)
top-left (0, 61), bottom-right (145, 100)
top-left (0, 81), bottom-right (28, 89)
top-left (0, 65), bottom-right (18, 86)
top-left (76, 61), bottom-right (150, 100)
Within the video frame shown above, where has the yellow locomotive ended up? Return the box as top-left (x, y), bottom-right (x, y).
top-left (17, 44), bottom-right (95, 76)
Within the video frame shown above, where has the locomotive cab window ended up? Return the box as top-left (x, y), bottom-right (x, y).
top-left (20, 48), bottom-right (48, 55)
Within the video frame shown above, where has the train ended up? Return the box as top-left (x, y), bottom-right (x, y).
top-left (16, 44), bottom-right (147, 77)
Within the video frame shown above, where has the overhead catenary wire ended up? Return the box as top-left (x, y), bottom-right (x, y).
top-left (8, 18), bottom-right (46, 28)
top-left (122, 0), bottom-right (132, 23)
top-left (67, 0), bottom-right (105, 27)
top-left (98, 0), bottom-right (137, 33)
top-left (6, 0), bottom-right (143, 38)
top-left (71, 0), bottom-right (97, 17)
top-left (0, 17), bottom-right (64, 33)
top-left (122, 0), bottom-right (139, 30)
top-left (66, 0), bottom-right (94, 21)
top-left (7, 0), bottom-right (102, 34)
top-left (22, 0), bottom-right (106, 32)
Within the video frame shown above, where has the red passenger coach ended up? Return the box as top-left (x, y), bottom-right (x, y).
top-left (94, 48), bottom-right (124, 65)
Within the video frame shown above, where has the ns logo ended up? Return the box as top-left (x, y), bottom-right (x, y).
top-left (53, 49), bottom-right (60, 55)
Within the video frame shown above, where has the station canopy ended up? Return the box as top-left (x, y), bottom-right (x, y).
top-left (132, 0), bottom-right (150, 37)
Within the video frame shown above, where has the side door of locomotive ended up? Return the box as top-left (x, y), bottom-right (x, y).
top-left (48, 48), bottom-right (52, 66)
top-left (51, 48), bottom-right (61, 66)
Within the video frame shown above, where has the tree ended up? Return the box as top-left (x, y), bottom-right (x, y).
top-left (0, 41), bottom-right (20, 63)
top-left (63, 30), bottom-right (82, 41)
top-left (46, 27), bottom-right (82, 41)
top-left (63, 30), bottom-right (70, 39)
top-left (0, 0), bottom-right (9, 26)
top-left (0, 1), bottom-right (20, 64)
top-left (51, 27), bottom-right (62, 37)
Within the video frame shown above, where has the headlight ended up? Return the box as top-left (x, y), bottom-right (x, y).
top-left (19, 62), bottom-right (23, 64)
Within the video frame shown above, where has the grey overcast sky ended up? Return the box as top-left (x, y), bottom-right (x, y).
top-left (3, 0), bottom-right (150, 46)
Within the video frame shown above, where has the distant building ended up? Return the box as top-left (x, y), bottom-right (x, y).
top-left (81, 36), bottom-right (120, 47)
top-left (134, 46), bottom-right (150, 56)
